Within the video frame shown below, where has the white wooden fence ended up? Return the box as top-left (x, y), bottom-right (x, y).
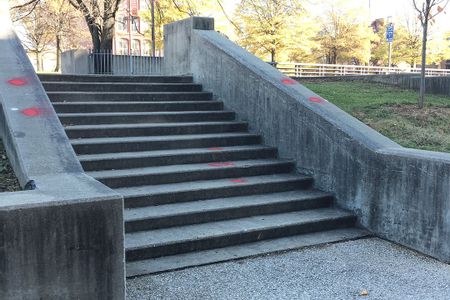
top-left (273, 62), bottom-right (450, 77)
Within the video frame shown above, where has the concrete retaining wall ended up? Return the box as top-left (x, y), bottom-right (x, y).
top-left (164, 17), bottom-right (450, 263)
top-left (0, 3), bottom-right (124, 299)
top-left (299, 74), bottom-right (450, 97)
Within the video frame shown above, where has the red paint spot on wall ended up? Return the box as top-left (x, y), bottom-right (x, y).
top-left (308, 97), bottom-right (326, 104)
top-left (208, 147), bottom-right (224, 151)
top-left (8, 78), bottom-right (28, 86)
top-left (21, 107), bottom-right (41, 117)
top-left (281, 78), bottom-right (297, 85)
top-left (208, 162), bottom-right (235, 167)
top-left (230, 179), bottom-right (247, 183)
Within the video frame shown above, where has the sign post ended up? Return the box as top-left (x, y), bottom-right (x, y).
top-left (386, 23), bottom-right (394, 71)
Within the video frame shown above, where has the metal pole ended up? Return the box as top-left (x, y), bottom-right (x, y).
top-left (388, 42), bottom-right (392, 72)
top-left (151, 0), bottom-right (156, 56)
top-left (128, 0), bottom-right (133, 74)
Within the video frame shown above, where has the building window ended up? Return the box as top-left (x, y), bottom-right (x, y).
top-left (118, 39), bottom-right (129, 55)
top-left (131, 40), bottom-right (140, 55)
top-left (131, 17), bottom-right (140, 33)
top-left (118, 16), bottom-right (128, 32)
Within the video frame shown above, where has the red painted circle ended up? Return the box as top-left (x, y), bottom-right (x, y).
top-left (308, 97), bottom-right (325, 103)
top-left (21, 107), bottom-right (41, 117)
top-left (281, 78), bottom-right (297, 85)
top-left (8, 78), bottom-right (28, 86)
top-left (230, 179), bottom-right (247, 183)
top-left (208, 147), bottom-right (224, 151)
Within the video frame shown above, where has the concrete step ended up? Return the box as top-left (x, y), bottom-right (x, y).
top-left (47, 91), bottom-right (213, 102)
top-left (38, 74), bottom-right (193, 83)
top-left (53, 101), bottom-right (223, 113)
top-left (79, 145), bottom-right (276, 171)
top-left (58, 111), bottom-right (235, 125)
top-left (88, 159), bottom-right (294, 188)
top-left (125, 208), bottom-right (356, 261)
top-left (42, 81), bottom-right (203, 92)
top-left (71, 133), bottom-right (261, 154)
top-left (125, 190), bottom-right (334, 232)
top-left (65, 121), bottom-right (248, 139)
top-left (116, 174), bottom-right (313, 208)
top-left (126, 228), bottom-right (370, 276)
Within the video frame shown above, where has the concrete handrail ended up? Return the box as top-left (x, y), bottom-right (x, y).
top-left (164, 17), bottom-right (450, 263)
top-left (0, 3), bottom-right (124, 299)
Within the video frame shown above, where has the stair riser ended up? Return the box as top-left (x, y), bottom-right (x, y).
top-left (81, 148), bottom-right (275, 171)
top-left (54, 102), bottom-right (223, 113)
top-left (43, 83), bottom-right (203, 92)
top-left (124, 178), bottom-right (313, 208)
top-left (48, 92), bottom-right (213, 102)
top-left (126, 216), bottom-right (356, 261)
top-left (67, 123), bottom-right (248, 139)
top-left (73, 136), bottom-right (261, 154)
top-left (59, 112), bottom-right (235, 125)
top-left (94, 163), bottom-right (294, 188)
top-left (125, 196), bottom-right (333, 232)
top-left (39, 75), bottom-right (193, 83)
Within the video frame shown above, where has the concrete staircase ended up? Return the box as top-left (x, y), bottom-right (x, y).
top-left (39, 74), bottom-right (368, 277)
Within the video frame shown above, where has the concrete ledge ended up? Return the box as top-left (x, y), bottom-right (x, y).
top-left (0, 3), bottom-right (124, 298)
top-left (164, 17), bottom-right (450, 263)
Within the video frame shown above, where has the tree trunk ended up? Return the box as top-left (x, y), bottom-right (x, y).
top-left (270, 49), bottom-right (276, 63)
top-left (418, 20), bottom-right (428, 109)
top-left (36, 52), bottom-right (41, 72)
top-left (54, 34), bottom-right (61, 72)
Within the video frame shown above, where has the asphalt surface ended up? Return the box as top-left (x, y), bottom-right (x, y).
top-left (127, 238), bottom-right (450, 300)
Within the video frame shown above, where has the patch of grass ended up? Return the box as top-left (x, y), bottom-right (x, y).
top-left (302, 81), bottom-right (450, 153)
top-left (0, 140), bottom-right (21, 192)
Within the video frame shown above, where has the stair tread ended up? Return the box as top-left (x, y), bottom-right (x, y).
top-left (42, 81), bottom-right (200, 86)
top-left (125, 208), bottom-right (354, 249)
top-left (87, 159), bottom-right (292, 179)
top-left (58, 111), bottom-right (232, 117)
top-left (78, 145), bottom-right (273, 161)
top-left (115, 174), bottom-right (310, 198)
top-left (126, 228), bottom-right (370, 276)
top-left (124, 190), bottom-right (333, 222)
top-left (55, 101), bottom-right (222, 106)
top-left (47, 91), bottom-right (211, 95)
top-left (71, 132), bottom-right (258, 145)
top-left (66, 121), bottom-right (246, 131)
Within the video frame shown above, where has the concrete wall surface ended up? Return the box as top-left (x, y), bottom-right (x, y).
top-left (0, 3), bottom-right (125, 299)
top-left (61, 49), bottom-right (90, 74)
top-left (164, 17), bottom-right (450, 263)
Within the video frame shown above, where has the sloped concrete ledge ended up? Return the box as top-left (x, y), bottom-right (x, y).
top-left (164, 17), bottom-right (450, 263)
top-left (0, 3), bottom-right (124, 299)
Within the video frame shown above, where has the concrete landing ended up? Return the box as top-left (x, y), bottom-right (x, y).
top-left (127, 237), bottom-right (450, 300)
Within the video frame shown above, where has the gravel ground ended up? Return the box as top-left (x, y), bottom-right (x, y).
top-left (127, 238), bottom-right (450, 300)
top-left (0, 140), bottom-right (21, 192)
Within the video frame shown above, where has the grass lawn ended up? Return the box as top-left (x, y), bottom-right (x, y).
top-left (301, 81), bottom-right (450, 153)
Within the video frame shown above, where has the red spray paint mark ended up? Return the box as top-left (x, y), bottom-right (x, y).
top-left (308, 97), bottom-right (326, 104)
top-left (281, 78), bottom-right (297, 85)
top-left (21, 107), bottom-right (41, 117)
top-left (208, 162), bottom-right (235, 167)
top-left (208, 147), bottom-right (224, 151)
top-left (230, 179), bottom-right (247, 183)
top-left (8, 78), bottom-right (28, 86)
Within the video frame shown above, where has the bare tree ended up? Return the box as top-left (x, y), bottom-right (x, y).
top-left (14, 1), bottom-right (53, 71)
top-left (11, 0), bottom-right (122, 52)
top-left (413, 0), bottom-right (449, 108)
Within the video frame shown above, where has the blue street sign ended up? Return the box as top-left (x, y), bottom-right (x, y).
top-left (386, 24), bottom-right (394, 42)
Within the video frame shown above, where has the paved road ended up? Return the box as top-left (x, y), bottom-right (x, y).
top-left (127, 238), bottom-right (450, 300)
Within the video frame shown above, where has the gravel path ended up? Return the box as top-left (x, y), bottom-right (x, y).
top-left (127, 238), bottom-right (450, 300)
